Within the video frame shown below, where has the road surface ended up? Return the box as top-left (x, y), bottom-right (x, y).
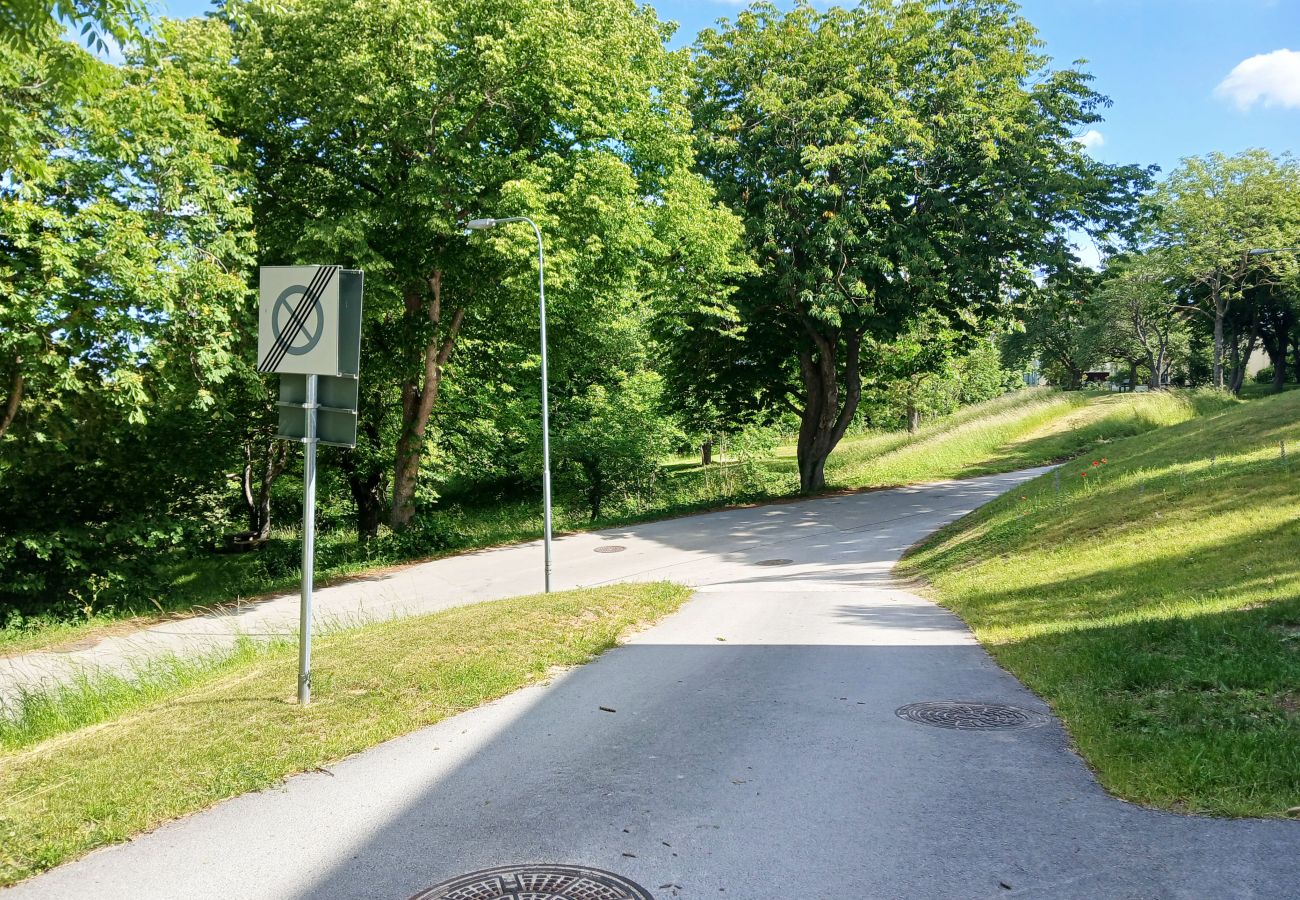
top-left (8, 468), bottom-right (1299, 899)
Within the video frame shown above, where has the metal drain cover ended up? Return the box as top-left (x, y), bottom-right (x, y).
top-left (594, 545), bottom-right (626, 554)
top-left (896, 700), bottom-right (1048, 730)
top-left (410, 864), bottom-right (654, 900)
top-left (755, 558), bottom-right (793, 566)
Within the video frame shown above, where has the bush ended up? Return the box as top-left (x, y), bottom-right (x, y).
top-left (1253, 365), bottom-right (1297, 385)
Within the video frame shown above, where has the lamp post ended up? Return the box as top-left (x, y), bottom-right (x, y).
top-left (467, 216), bottom-right (553, 593)
top-left (1247, 248), bottom-right (1300, 257)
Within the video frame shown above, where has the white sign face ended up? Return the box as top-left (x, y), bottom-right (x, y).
top-left (257, 265), bottom-right (342, 375)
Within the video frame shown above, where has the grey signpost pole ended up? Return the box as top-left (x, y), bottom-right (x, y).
top-left (467, 216), bottom-right (552, 593)
top-left (258, 264), bottom-right (362, 706)
top-left (299, 373), bottom-right (318, 705)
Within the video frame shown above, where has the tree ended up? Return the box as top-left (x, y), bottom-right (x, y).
top-left (1002, 270), bottom-right (1106, 390)
top-left (687, 0), bottom-right (1150, 492)
top-left (0, 20), bottom-right (252, 449)
top-left (1094, 251), bottom-right (1189, 390)
top-left (224, 0), bottom-right (740, 536)
top-left (1152, 150), bottom-right (1300, 388)
top-left (552, 373), bottom-right (678, 520)
top-left (0, 21), bottom-right (254, 615)
top-left (0, 0), bottom-right (147, 180)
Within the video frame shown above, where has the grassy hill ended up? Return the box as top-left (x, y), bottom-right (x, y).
top-left (901, 389), bottom-right (1300, 817)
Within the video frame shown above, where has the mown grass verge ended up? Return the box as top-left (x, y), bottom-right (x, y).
top-left (900, 389), bottom-right (1300, 817)
top-left (0, 581), bottom-right (690, 886)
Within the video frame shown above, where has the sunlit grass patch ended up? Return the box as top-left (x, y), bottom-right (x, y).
top-left (0, 582), bottom-right (690, 886)
top-left (902, 390), bottom-right (1300, 817)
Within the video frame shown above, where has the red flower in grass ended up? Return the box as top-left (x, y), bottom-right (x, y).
top-left (1102, 458), bottom-right (1108, 464)
top-left (1081, 472), bottom-right (1088, 478)
top-left (1092, 460), bottom-right (1099, 467)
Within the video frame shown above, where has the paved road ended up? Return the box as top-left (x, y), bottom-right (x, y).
top-left (9, 468), bottom-right (1299, 899)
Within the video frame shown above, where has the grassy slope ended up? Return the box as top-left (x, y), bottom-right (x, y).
top-left (901, 390), bottom-right (1300, 817)
top-left (0, 582), bottom-right (690, 886)
top-left (3, 388), bottom-right (1203, 654)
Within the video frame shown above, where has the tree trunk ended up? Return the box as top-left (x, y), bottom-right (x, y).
top-left (1228, 324), bottom-right (1258, 395)
top-left (795, 327), bottom-right (861, 494)
top-left (1291, 336), bottom-right (1300, 390)
top-left (1128, 358), bottom-right (1139, 392)
top-left (1063, 362), bottom-right (1083, 391)
top-left (390, 272), bottom-right (465, 530)
top-left (0, 367), bottom-right (21, 440)
top-left (350, 468), bottom-right (385, 540)
top-left (1273, 354), bottom-right (1288, 393)
top-left (1212, 289), bottom-right (1226, 389)
top-left (1148, 347), bottom-right (1166, 391)
top-left (701, 440), bottom-right (712, 466)
top-left (906, 402), bottom-right (921, 434)
top-left (342, 416), bottom-right (386, 540)
top-left (241, 439), bottom-right (288, 541)
top-left (586, 463), bottom-right (604, 521)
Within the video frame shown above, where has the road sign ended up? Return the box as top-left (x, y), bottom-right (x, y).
top-left (256, 265), bottom-right (364, 705)
top-left (257, 266), bottom-right (363, 376)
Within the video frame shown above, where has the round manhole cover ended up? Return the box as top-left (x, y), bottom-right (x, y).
top-left (594, 545), bottom-right (626, 554)
top-left (895, 700), bottom-right (1048, 730)
top-left (410, 864), bottom-right (654, 900)
top-left (755, 558), bottom-right (793, 566)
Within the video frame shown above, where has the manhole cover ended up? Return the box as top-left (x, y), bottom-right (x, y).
top-left (895, 700), bottom-right (1048, 730)
top-left (755, 558), bottom-right (793, 566)
top-left (410, 864), bottom-right (654, 900)
top-left (594, 545), bottom-right (626, 554)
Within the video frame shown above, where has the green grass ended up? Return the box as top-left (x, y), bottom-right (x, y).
top-left (3, 388), bottom-right (1218, 655)
top-left (0, 581), bottom-right (690, 886)
top-left (901, 389), bottom-right (1300, 817)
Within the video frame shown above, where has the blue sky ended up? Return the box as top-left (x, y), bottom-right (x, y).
top-left (158, 0), bottom-right (1298, 177)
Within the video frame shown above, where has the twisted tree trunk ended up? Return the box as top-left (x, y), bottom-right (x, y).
top-left (795, 326), bottom-right (861, 494)
top-left (390, 271), bottom-right (465, 530)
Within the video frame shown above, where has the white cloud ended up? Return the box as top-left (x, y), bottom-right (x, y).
top-left (1075, 129), bottom-right (1105, 150)
top-left (1215, 49), bottom-right (1300, 111)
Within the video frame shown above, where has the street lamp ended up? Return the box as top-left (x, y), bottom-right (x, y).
top-left (467, 216), bottom-right (553, 593)
top-left (1247, 247), bottom-right (1300, 257)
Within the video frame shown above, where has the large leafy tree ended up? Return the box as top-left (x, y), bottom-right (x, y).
top-left (0, 21), bottom-right (254, 613)
top-left (686, 0), bottom-right (1150, 491)
top-left (225, 0), bottom-right (740, 536)
top-left (1152, 150), bottom-right (1300, 389)
top-left (0, 21), bottom-right (251, 448)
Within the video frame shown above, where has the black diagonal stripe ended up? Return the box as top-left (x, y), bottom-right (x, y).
top-left (259, 265), bottom-right (330, 373)
top-left (260, 266), bottom-right (337, 373)
top-left (263, 265), bottom-right (333, 372)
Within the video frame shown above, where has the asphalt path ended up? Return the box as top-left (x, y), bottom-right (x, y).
top-left (8, 468), bottom-right (1299, 899)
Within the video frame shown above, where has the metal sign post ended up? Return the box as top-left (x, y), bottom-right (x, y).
top-left (258, 265), bottom-right (363, 705)
top-left (298, 373), bottom-right (318, 704)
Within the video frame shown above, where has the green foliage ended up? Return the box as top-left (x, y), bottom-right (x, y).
top-left (1254, 365), bottom-right (1296, 386)
top-left (1150, 150), bottom-right (1300, 387)
top-left (553, 372), bottom-right (679, 519)
top-left (0, 0), bottom-right (148, 178)
top-left (1002, 265), bottom-right (1108, 389)
top-left (682, 0), bottom-right (1151, 489)
top-left (0, 21), bottom-right (255, 618)
top-left (221, 0), bottom-right (743, 531)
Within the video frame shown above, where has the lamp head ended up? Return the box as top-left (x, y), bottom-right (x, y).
top-left (466, 218), bottom-right (497, 230)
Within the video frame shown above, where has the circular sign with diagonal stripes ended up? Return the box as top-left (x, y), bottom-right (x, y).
top-left (258, 265), bottom-right (343, 375)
